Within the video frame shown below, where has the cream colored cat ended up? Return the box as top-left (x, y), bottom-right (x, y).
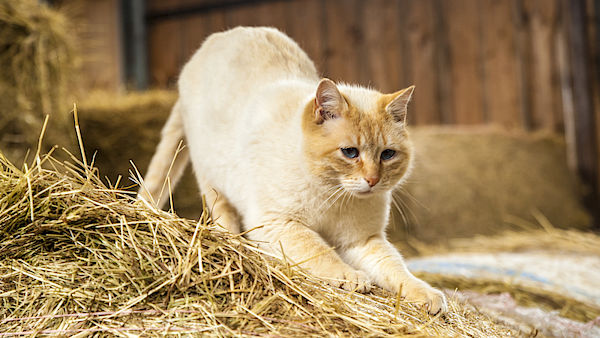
top-left (139, 27), bottom-right (447, 314)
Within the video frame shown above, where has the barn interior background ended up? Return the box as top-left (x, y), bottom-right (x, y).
top-left (1, 0), bottom-right (600, 335)
top-left (58, 0), bottom-right (600, 234)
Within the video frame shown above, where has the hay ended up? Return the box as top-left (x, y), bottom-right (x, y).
top-left (0, 0), bottom-right (79, 161)
top-left (409, 217), bottom-right (600, 257)
top-left (0, 147), bottom-right (519, 336)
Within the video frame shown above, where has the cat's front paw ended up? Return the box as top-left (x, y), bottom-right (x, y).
top-left (401, 278), bottom-right (447, 315)
top-left (319, 267), bottom-right (371, 293)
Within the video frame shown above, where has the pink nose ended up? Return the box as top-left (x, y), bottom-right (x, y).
top-left (365, 176), bottom-right (380, 187)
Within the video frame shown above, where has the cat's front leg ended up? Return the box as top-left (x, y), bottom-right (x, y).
top-left (340, 235), bottom-right (447, 315)
top-left (250, 219), bottom-right (371, 292)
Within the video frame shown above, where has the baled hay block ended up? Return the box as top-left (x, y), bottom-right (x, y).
top-left (0, 0), bottom-right (78, 157)
top-left (392, 126), bottom-right (590, 246)
top-left (76, 90), bottom-right (201, 218)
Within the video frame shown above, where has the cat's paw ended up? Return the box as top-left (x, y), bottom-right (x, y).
top-left (401, 279), bottom-right (447, 315)
top-left (322, 268), bottom-right (371, 293)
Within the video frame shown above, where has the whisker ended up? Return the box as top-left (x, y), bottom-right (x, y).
top-left (338, 190), bottom-right (349, 218)
top-left (391, 191), bottom-right (422, 231)
top-left (393, 190), bottom-right (421, 225)
top-left (327, 187), bottom-right (346, 212)
top-left (321, 185), bottom-right (343, 207)
top-left (396, 186), bottom-right (428, 211)
top-left (320, 185), bottom-right (344, 213)
top-left (390, 195), bottom-right (409, 229)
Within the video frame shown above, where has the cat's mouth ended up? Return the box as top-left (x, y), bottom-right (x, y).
top-left (351, 188), bottom-right (376, 198)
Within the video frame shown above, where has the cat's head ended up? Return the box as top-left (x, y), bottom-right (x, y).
top-left (302, 78), bottom-right (414, 198)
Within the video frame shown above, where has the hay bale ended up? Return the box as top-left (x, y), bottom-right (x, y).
top-left (392, 126), bottom-right (591, 246)
top-left (0, 151), bottom-right (519, 336)
top-left (76, 90), bottom-right (201, 219)
top-left (0, 0), bottom-right (79, 161)
top-left (77, 90), bottom-right (177, 163)
top-left (411, 220), bottom-right (600, 257)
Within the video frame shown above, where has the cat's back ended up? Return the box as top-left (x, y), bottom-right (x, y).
top-left (179, 27), bottom-right (318, 107)
top-left (176, 27), bottom-right (319, 208)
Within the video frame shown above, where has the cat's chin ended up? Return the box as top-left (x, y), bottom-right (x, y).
top-left (351, 189), bottom-right (378, 199)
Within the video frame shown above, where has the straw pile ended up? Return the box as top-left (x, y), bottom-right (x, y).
top-left (0, 0), bottom-right (78, 162)
top-left (0, 146), bottom-right (519, 335)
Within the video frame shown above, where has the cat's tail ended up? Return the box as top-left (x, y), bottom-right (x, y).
top-left (137, 100), bottom-right (189, 208)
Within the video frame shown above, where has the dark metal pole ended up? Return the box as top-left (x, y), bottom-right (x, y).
top-left (121, 0), bottom-right (148, 90)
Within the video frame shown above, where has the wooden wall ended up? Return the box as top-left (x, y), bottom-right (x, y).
top-left (66, 0), bottom-right (124, 91)
top-left (147, 0), bottom-right (572, 132)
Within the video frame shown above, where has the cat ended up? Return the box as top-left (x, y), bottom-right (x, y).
top-left (139, 26), bottom-right (447, 315)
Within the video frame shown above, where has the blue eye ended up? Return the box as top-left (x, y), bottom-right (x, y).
top-left (341, 147), bottom-right (359, 159)
top-left (381, 149), bottom-right (396, 160)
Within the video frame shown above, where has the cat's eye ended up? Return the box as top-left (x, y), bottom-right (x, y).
top-left (341, 147), bottom-right (359, 159)
top-left (380, 149), bottom-right (396, 160)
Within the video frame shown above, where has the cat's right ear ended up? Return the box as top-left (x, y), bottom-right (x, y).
top-left (314, 78), bottom-right (347, 124)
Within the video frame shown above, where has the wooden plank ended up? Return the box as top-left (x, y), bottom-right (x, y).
top-left (523, 0), bottom-right (560, 130)
top-left (323, 0), bottom-right (362, 84)
top-left (588, 0), bottom-right (600, 205)
top-left (77, 0), bottom-right (123, 91)
top-left (223, 2), bottom-right (288, 33)
top-left (224, 2), bottom-right (261, 27)
top-left (564, 0), bottom-right (599, 227)
top-left (203, 9), bottom-right (228, 33)
top-left (181, 14), bottom-right (209, 63)
top-left (254, 1), bottom-right (288, 31)
top-left (552, 0), bottom-right (566, 131)
top-left (147, 0), bottom-right (181, 12)
top-left (148, 18), bottom-right (183, 87)
top-left (480, 0), bottom-right (523, 128)
top-left (285, 0), bottom-right (325, 73)
top-left (362, 0), bottom-right (404, 94)
top-left (432, 0), bottom-right (453, 124)
top-left (404, 0), bottom-right (440, 125)
top-left (442, 0), bottom-right (485, 124)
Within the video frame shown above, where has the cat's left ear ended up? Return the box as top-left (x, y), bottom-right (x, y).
top-left (385, 85), bottom-right (415, 125)
top-left (314, 78), bottom-right (348, 124)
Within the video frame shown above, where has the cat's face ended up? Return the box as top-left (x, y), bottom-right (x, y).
top-left (303, 79), bottom-right (413, 198)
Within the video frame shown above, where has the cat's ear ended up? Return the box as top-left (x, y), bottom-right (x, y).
top-left (314, 78), bottom-right (347, 124)
top-left (385, 85), bottom-right (415, 125)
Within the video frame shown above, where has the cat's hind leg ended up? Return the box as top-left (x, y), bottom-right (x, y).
top-left (138, 100), bottom-right (189, 208)
top-left (200, 177), bottom-right (241, 234)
